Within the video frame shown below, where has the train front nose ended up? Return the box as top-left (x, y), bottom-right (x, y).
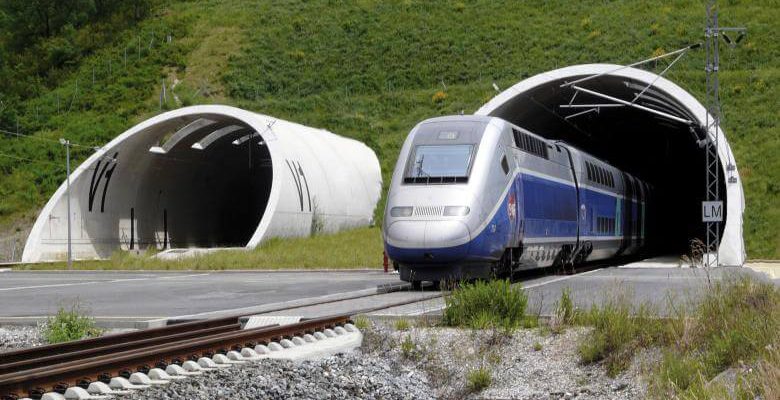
top-left (384, 219), bottom-right (471, 263)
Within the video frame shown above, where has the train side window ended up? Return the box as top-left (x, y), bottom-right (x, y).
top-left (500, 155), bottom-right (509, 175)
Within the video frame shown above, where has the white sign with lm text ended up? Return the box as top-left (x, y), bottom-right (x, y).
top-left (702, 201), bottom-right (724, 222)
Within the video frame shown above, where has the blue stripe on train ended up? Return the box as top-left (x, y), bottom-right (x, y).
top-left (385, 172), bottom-right (636, 265)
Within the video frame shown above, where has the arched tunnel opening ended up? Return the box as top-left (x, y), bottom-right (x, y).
top-left (105, 115), bottom-right (273, 250)
top-left (485, 74), bottom-right (727, 258)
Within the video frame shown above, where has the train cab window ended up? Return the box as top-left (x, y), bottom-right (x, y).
top-left (500, 155), bottom-right (509, 175)
top-left (404, 144), bottom-right (474, 184)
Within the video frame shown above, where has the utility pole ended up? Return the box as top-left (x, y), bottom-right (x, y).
top-left (702, 1), bottom-right (745, 267)
top-left (59, 138), bottom-right (72, 270)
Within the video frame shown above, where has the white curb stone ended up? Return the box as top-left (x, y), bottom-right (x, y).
top-left (168, 363), bottom-right (202, 376)
top-left (87, 381), bottom-right (130, 396)
top-left (254, 344), bottom-right (271, 354)
top-left (303, 334), bottom-right (317, 343)
top-left (313, 332), bottom-right (327, 340)
top-left (130, 372), bottom-right (169, 386)
top-left (41, 393), bottom-right (66, 400)
top-left (197, 357), bottom-right (227, 369)
top-left (334, 327), bottom-right (348, 335)
top-left (344, 323), bottom-right (358, 332)
top-left (323, 329), bottom-right (337, 338)
top-left (213, 353), bottom-right (244, 365)
top-left (279, 339), bottom-right (295, 348)
top-left (149, 368), bottom-right (185, 381)
top-left (109, 377), bottom-right (149, 390)
top-left (292, 336), bottom-right (306, 346)
top-left (268, 342), bottom-right (283, 351)
top-left (241, 348), bottom-right (262, 360)
top-left (181, 361), bottom-right (206, 373)
top-left (64, 386), bottom-right (109, 400)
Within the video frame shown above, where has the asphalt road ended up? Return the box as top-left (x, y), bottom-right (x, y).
top-left (0, 270), bottom-right (398, 319)
top-left (0, 265), bottom-right (774, 324)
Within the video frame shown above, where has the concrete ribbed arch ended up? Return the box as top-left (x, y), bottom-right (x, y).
top-left (23, 105), bottom-right (381, 262)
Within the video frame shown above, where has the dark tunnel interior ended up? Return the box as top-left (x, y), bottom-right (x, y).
top-left (133, 119), bottom-right (273, 249)
top-left (488, 75), bottom-right (726, 256)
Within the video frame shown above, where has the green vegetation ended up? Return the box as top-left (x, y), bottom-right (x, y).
top-left (571, 276), bottom-right (780, 398)
top-left (394, 318), bottom-right (410, 331)
top-left (353, 315), bottom-right (370, 331)
top-left (400, 334), bottom-right (416, 360)
top-left (0, 0), bottom-right (778, 259)
top-left (443, 280), bottom-right (528, 331)
top-left (466, 366), bottom-right (492, 392)
top-left (43, 304), bottom-right (101, 344)
top-left (17, 226), bottom-right (383, 270)
top-left (533, 341), bottom-right (543, 352)
top-left (576, 290), bottom-right (663, 377)
top-left (650, 277), bottom-right (780, 398)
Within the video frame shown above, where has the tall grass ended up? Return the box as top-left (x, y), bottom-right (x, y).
top-left (576, 288), bottom-right (664, 377)
top-left (573, 275), bottom-right (780, 398)
top-left (443, 280), bottom-right (528, 331)
top-left (650, 276), bottom-right (780, 398)
top-left (18, 227), bottom-right (384, 270)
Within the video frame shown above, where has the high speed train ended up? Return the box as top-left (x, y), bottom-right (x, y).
top-left (382, 115), bottom-right (650, 287)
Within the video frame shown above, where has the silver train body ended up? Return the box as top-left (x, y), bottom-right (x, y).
top-left (383, 115), bottom-right (650, 284)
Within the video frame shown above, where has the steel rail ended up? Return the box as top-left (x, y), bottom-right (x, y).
top-left (0, 315), bottom-right (239, 365)
top-left (0, 314), bottom-right (349, 399)
top-left (0, 323), bottom-right (242, 376)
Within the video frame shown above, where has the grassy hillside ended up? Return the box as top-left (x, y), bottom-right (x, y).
top-left (1, 0), bottom-right (777, 260)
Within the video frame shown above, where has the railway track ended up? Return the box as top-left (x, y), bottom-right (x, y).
top-left (0, 314), bottom-right (352, 399)
top-left (0, 290), bottom-right (449, 400)
top-left (0, 264), bottom-right (613, 399)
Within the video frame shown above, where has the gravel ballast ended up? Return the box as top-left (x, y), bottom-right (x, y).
top-left (0, 325), bottom-right (43, 353)
top-left (368, 322), bottom-right (651, 400)
top-left (128, 352), bottom-right (433, 400)
top-left (1, 321), bottom-right (652, 399)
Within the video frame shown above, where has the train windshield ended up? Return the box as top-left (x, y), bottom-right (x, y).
top-left (404, 144), bottom-right (474, 184)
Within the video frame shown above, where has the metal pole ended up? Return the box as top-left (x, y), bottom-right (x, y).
top-left (62, 139), bottom-right (72, 270)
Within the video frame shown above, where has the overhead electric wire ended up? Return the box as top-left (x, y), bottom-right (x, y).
top-left (0, 151), bottom-right (63, 167)
top-left (0, 128), bottom-right (99, 149)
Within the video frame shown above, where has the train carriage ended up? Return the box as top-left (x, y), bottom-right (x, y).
top-left (383, 115), bottom-right (650, 286)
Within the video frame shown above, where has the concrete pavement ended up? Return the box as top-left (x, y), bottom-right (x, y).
top-left (0, 270), bottom-right (398, 326)
top-left (0, 264), bottom-right (775, 327)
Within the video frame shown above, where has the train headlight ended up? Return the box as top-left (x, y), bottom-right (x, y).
top-left (443, 206), bottom-right (470, 216)
top-left (390, 206), bottom-right (413, 217)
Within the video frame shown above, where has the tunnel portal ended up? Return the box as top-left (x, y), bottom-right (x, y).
top-left (477, 64), bottom-right (744, 264)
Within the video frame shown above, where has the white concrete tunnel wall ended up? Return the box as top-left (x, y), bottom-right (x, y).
top-left (22, 105), bottom-right (382, 262)
top-left (477, 64), bottom-right (745, 266)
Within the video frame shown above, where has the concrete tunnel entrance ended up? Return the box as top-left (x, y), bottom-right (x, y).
top-left (477, 65), bottom-right (739, 260)
top-left (130, 117), bottom-right (273, 249)
top-left (24, 105), bottom-right (384, 262)
top-left (87, 114), bottom-right (275, 252)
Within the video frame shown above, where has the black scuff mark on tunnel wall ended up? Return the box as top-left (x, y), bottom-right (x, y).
top-left (88, 152), bottom-right (119, 212)
top-left (285, 159), bottom-right (311, 212)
